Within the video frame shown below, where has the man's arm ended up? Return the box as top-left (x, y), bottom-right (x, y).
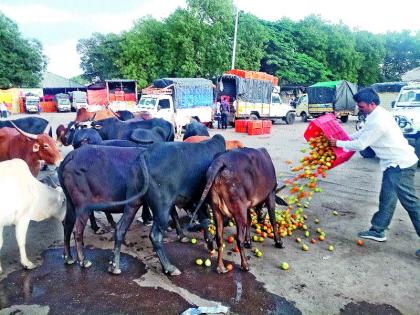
top-left (335, 122), bottom-right (384, 151)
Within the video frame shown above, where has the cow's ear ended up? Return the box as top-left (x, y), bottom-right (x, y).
top-left (94, 125), bottom-right (102, 129)
top-left (33, 143), bottom-right (40, 152)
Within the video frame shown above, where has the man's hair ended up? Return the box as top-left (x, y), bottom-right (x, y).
top-left (353, 87), bottom-right (380, 105)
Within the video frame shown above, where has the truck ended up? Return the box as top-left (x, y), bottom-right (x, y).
top-left (70, 91), bottom-right (88, 111)
top-left (392, 82), bottom-right (420, 163)
top-left (138, 78), bottom-right (214, 132)
top-left (24, 93), bottom-right (40, 113)
top-left (216, 71), bottom-right (296, 124)
top-left (306, 80), bottom-right (358, 123)
top-left (54, 93), bottom-right (71, 112)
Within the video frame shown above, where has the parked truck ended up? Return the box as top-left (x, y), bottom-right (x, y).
top-left (138, 78), bottom-right (214, 132)
top-left (216, 71), bottom-right (296, 124)
top-left (70, 91), bottom-right (88, 111)
top-left (24, 93), bottom-right (40, 113)
top-left (306, 80), bottom-right (357, 123)
top-left (54, 93), bottom-right (71, 112)
top-left (392, 82), bottom-right (420, 163)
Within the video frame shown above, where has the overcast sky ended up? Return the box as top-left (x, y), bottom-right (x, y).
top-left (1, 0), bottom-right (419, 78)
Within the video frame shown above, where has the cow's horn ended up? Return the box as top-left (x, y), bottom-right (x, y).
top-left (275, 184), bottom-right (286, 194)
top-left (43, 122), bottom-right (51, 134)
top-left (9, 121), bottom-right (38, 140)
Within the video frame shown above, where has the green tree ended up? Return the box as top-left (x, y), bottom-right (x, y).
top-left (0, 13), bottom-right (47, 87)
top-left (354, 31), bottom-right (385, 86)
top-left (381, 31), bottom-right (420, 81)
top-left (77, 32), bottom-right (123, 82)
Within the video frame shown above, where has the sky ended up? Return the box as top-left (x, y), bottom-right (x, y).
top-left (1, 0), bottom-right (419, 79)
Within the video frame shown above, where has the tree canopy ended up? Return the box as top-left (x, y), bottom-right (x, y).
top-left (0, 13), bottom-right (47, 88)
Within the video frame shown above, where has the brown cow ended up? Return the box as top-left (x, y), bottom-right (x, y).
top-left (192, 147), bottom-right (287, 273)
top-left (0, 127), bottom-right (61, 176)
top-left (183, 135), bottom-right (244, 150)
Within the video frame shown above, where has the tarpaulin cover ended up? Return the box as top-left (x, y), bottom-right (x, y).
top-left (87, 89), bottom-right (107, 105)
top-left (153, 78), bottom-right (213, 109)
top-left (307, 80), bottom-right (357, 111)
top-left (371, 82), bottom-right (407, 93)
top-left (218, 75), bottom-right (273, 103)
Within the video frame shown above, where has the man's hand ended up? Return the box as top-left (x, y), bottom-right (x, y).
top-left (329, 137), bottom-right (337, 147)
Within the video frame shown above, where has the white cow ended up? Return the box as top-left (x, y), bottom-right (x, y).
top-left (0, 159), bottom-right (66, 273)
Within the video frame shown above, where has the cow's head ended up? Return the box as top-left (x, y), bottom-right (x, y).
top-left (10, 121), bottom-right (62, 166)
top-left (56, 124), bottom-right (67, 145)
top-left (32, 134), bottom-right (62, 166)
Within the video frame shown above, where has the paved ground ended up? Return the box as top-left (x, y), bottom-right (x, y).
top-left (0, 113), bottom-right (419, 315)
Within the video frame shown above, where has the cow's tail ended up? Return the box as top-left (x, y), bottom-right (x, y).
top-left (83, 154), bottom-right (150, 213)
top-left (275, 184), bottom-right (288, 206)
top-left (189, 158), bottom-right (225, 225)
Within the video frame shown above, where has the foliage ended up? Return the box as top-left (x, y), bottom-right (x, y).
top-left (0, 13), bottom-right (47, 88)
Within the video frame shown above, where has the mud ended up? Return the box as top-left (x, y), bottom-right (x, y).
top-left (166, 242), bottom-right (302, 315)
top-left (0, 248), bottom-right (192, 315)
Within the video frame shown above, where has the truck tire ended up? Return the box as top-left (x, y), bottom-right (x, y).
top-left (250, 113), bottom-right (259, 120)
top-left (285, 111), bottom-right (295, 125)
top-left (340, 115), bottom-right (349, 123)
top-left (301, 112), bottom-right (308, 122)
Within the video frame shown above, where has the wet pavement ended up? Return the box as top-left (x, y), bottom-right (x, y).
top-left (340, 301), bottom-right (403, 315)
top-left (165, 242), bottom-right (302, 315)
top-left (0, 248), bottom-right (192, 315)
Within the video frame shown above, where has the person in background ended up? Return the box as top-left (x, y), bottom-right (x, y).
top-left (215, 100), bottom-right (221, 129)
top-left (329, 87), bottom-right (420, 258)
top-left (220, 98), bottom-right (230, 130)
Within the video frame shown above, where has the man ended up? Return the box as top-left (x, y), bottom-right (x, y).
top-left (330, 88), bottom-right (420, 258)
top-left (220, 98), bottom-right (230, 130)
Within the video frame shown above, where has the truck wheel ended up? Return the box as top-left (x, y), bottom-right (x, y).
top-left (301, 112), bottom-right (308, 122)
top-left (285, 112), bottom-right (295, 125)
top-left (250, 114), bottom-right (259, 120)
top-left (340, 115), bottom-right (349, 123)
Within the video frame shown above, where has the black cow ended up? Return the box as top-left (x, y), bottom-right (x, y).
top-left (90, 135), bottom-right (227, 275)
top-left (72, 127), bottom-right (167, 149)
top-left (115, 110), bottom-right (135, 121)
top-left (183, 121), bottom-right (210, 140)
top-left (91, 117), bottom-right (174, 142)
top-left (0, 117), bottom-right (52, 136)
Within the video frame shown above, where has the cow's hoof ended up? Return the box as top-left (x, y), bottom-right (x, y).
top-left (79, 259), bottom-right (92, 268)
top-left (22, 261), bottom-right (36, 270)
top-left (217, 266), bottom-right (228, 274)
top-left (94, 227), bottom-right (106, 235)
top-left (179, 236), bottom-right (190, 243)
top-left (275, 242), bottom-right (284, 249)
top-left (165, 267), bottom-right (181, 276)
top-left (63, 255), bottom-right (75, 265)
top-left (244, 242), bottom-right (251, 249)
top-left (108, 264), bottom-right (122, 275)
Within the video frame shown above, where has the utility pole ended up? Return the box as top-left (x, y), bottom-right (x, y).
top-left (231, 4), bottom-right (239, 70)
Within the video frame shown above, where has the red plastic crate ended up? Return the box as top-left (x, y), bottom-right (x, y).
top-left (303, 113), bottom-right (355, 168)
top-left (262, 120), bottom-right (272, 134)
top-left (247, 120), bottom-right (263, 135)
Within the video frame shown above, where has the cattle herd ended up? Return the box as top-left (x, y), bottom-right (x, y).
top-left (0, 108), bottom-right (287, 276)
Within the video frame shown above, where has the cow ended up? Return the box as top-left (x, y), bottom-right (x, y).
top-left (0, 159), bottom-right (66, 273)
top-left (191, 148), bottom-right (288, 273)
top-left (56, 107), bottom-right (118, 145)
top-left (184, 135), bottom-right (244, 150)
top-left (72, 126), bottom-right (167, 149)
top-left (183, 121), bottom-right (210, 140)
top-left (0, 126), bottom-right (61, 176)
top-left (0, 116), bottom-right (52, 136)
top-left (114, 110), bottom-right (135, 121)
top-left (59, 135), bottom-right (226, 275)
top-left (75, 107), bottom-right (117, 122)
top-left (89, 117), bottom-right (175, 142)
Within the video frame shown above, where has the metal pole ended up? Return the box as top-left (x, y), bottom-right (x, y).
top-left (231, 5), bottom-right (239, 69)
